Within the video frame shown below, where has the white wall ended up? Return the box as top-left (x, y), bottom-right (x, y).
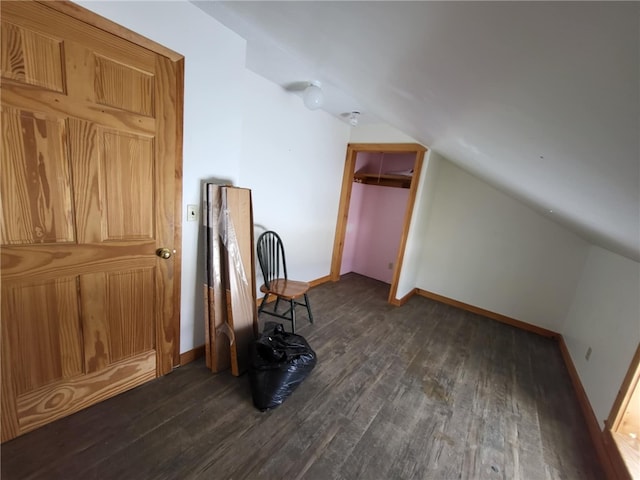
top-left (416, 158), bottom-right (590, 332)
top-left (78, 0), bottom-right (246, 353)
top-left (562, 246), bottom-right (640, 425)
top-left (396, 150), bottom-right (440, 299)
top-left (238, 70), bottom-right (350, 284)
top-left (350, 122), bottom-right (420, 144)
top-left (80, 1), bottom-right (349, 353)
top-left (72, 10), bottom-right (639, 434)
top-left (399, 148), bottom-right (640, 432)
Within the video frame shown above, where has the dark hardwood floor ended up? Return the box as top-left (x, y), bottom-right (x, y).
top-left (1, 273), bottom-right (603, 480)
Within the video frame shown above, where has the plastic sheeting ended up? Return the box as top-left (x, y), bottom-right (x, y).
top-left (203, 183), bottom-right (258, 375)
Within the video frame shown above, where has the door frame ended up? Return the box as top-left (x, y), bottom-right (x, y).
top-left (603, 342), bottom-right (640, 478)
top-left (41, 1), bottom-right (184, 369)
top-left (330, 143), bottom-right (426, 304)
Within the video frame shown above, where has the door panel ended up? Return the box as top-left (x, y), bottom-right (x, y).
top-left (104, 268), bottom-right (156, 361)
top-left (0, 19), bottom-right (66, 93)
top-left (95, 54), bottom-right (155, 116)
top-left (3, 277), bottom-right (84, 395)
top-left (1, 108), bottom-right (74, 245)
top-left (15, 350), bottom-right (156, 435)
top-left (102, 131), bottom-right (154, 240)
top-left (1, 1), bottom-right (182, 442)
top-left (68, 117), bottom-right (102, 243)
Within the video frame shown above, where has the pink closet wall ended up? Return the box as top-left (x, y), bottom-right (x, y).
top-left (340, 152), bottom-right (414, 284)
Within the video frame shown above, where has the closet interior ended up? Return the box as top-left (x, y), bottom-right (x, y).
top-left (331, 143), bottom-right (427, 303)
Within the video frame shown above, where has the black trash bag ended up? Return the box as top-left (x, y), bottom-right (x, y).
top-left (249, 322), bottom-right (317, 411)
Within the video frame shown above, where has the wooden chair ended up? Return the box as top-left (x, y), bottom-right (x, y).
top-left (256, 231), bottom-right (313, 333)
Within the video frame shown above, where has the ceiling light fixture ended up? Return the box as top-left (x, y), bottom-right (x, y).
top-left (348, 111), bottom-right (360, 127)
top-left (303, 81), bottom-right (324, 110)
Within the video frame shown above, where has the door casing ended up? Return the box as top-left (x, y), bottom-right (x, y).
top-left (330, 143), bottom-right (426, 304)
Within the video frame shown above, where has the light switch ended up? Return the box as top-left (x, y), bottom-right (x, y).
top-left (187, 205), bottom-right (198, 222)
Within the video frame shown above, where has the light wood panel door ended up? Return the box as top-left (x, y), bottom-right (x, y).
top-left (0, 1), bottom-right (183, 442)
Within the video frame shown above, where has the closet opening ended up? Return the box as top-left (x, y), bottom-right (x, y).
top-left (330, 143), bottom-right (426, 304)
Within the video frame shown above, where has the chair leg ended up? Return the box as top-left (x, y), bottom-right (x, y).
top-left (258, 294), bottom-right (268, 314)
top-left (304, 293), bottom-right (313, 324)
top-left (290, 299), bottom-right (296, 334)
top-left (274, 296), bottom-right (281, 312)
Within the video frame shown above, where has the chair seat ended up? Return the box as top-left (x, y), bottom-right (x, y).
top-left (260, 278), bottom-right (310, 300)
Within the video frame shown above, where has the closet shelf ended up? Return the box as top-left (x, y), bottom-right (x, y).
top-left (353, 172), bottom-right (412, 189)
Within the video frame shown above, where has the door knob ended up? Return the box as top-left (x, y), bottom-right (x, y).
top-left (156, 248), bottom-right (172, 259)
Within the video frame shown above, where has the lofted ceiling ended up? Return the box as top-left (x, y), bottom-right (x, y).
top-left (194, 1), bottom-right (640, 261)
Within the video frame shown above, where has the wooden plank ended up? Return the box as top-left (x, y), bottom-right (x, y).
top-left (220, 187), bottom-right (257, 376)
top-left (353, 172), bottom-right (412, 188)
top-left (348, 142), bottom-right (427, 152)
top-left (204, 183), bottom-right (231, 373)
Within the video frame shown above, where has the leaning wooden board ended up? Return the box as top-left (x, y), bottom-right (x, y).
top-left (220, 187), bottom-right (258, 376)
top-left (203, 183), bottom-right (231, 372)
top-left (203, 185), bottom-right (258, 376)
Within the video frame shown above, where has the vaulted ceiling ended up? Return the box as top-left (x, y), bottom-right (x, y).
top-left (194, 1), bottom-right (640, 261)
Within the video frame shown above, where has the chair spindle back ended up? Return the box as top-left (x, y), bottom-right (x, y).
top-left (256, 231), bottom-right (288, 289)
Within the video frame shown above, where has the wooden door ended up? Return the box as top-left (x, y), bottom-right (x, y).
top-left (0, 1), bottom-right (183, 442)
